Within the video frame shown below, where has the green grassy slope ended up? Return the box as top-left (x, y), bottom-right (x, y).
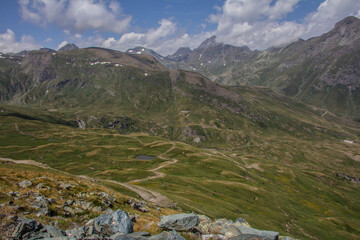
top-left (0, 47), bottom-right (359, 239)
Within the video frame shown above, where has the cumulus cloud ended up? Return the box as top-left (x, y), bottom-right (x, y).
top-left (0, 29), bottom-right (40, 53)
top-left (100, 19), bottom-right (197, 55)
top-left (303, 0), bottom-right (360, 38)
top-left (209, 0), bottom-right (360, 50)
top-left (19, 0), bottom-right (131, 34)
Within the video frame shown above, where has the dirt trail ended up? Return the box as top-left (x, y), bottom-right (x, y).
top-left (0, 157), bottom-right (53, 169)
top-left (1, 140), bottom-right (178, 207)
top-left (116, 143), bottom-right (178, 207)
top-left (321, 110), bottom-right (328, 118)
top-left (105, 180), bottom-right (174, 207)
top-left (129, 143), bottom-right (177, 184)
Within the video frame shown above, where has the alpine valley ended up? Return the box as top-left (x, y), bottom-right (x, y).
top-left (0, 17), bottom-right (360, 240)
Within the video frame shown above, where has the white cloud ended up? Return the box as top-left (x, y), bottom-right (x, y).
top-left (0, 29), bottom-right (41, 53)
top-left (100, 19), bottom-right (189, 55)
top-left (303, 0), bottom-right (360, 39)
top-left (209, 0), bottom-right (360, 50)
top-left (19, 0), bottom-right (132, 34)
top-left (56, 40), bottom-right (68, 50)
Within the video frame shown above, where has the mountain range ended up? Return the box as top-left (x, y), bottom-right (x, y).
top-left (0, 16), bottom-right (360, 240)
top-left (127, 16), bottom-right (360, 119)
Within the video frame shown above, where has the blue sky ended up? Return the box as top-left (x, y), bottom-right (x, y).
top-left (0, 0), bottom-right (359, 55)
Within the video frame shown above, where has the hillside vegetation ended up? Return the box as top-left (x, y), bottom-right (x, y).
top-left (0, 40), bottom-right (359, 239)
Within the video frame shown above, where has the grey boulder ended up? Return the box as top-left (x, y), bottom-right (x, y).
top-left (229, 234), bottom-right (273, 240)
top-left (158, 213), bottom-right (199, 231)
top-left (10, 217), bottom-right (66, 239)
top-left (167, 230), bottom-right (185, 240)
top-left (19, 180), bottom-right (32, 188)
top-left (11, 217), bottom-right (38, 239)
top-left (92, 209), bottom-right (133, 236)
top-left (236, 226), bottom-right (279, 240)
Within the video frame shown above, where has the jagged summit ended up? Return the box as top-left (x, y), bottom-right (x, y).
top-left (197, 36), bottom-right (219, 49)
top-left (335, 15), bottom-right (360, 28)
top-left (172, 47), bottom-right (192, 56)
top-left (39, 48), bottom-right (56, 52)
top-left (59, 43), bottom-right (79, 52)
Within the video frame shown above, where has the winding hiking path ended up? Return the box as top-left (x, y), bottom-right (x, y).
top-left (0, 157), bottom-right (53, 169)
top-left (0, 154), bottom-right (176, 207)
top-left (109, 142), bottom-right (178, 207)
top-left (129, 143), bottom-right (177, 184)
top-left (2, 126), bottom-right (179, 207)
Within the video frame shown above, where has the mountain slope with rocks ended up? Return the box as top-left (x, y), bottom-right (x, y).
top-left (0, 161), bottom-right (296, 240)
top-left (163, 16), bottom-right (360, 118)
top-left (0, 30), bottom-right (360, 240)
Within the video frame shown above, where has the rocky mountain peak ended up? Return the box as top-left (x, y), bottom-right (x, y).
top-left (59, 43), bottom-right (79, 52)
top-left (197, 36), bottom-right (219, 49)
top-left (334, 16), bottom-right (360, 29)
top-left (173, 47), bottom-right (192, 56)
top-left (39, 48), bottom-right (56, 53)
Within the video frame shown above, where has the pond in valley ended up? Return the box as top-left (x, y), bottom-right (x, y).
top-left (135, 155), bottom-right (156, 160)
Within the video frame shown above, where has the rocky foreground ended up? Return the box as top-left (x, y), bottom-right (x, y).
top-left (0, 166), bottom-right (299, 240)
top-left (4, 209), bottom-right (297, 240)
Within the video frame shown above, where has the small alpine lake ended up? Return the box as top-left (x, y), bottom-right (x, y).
top-left (135, 155), bottom-right (156, 160)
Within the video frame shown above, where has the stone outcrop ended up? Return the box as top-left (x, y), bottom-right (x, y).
top-left (158, 213), bottom-right (200, 231)
top-left (2, 208), bottom-right (298, 240)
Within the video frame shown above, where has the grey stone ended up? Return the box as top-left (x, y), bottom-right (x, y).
top-left (19, 180), bottom-right (32, 188)
top-left (93, 209), bottom-right (133, 236)
top-left (44, 225), bottom-right (67, 237)
top-left (85, 234), bottom-right (106, 239)
top-left (64, 206), bottom-right (75, 216)
top-left (202, 234), bottom-right (227, 240)
top-left (221, 225), bottom-right (242, 238)
top-left (128, 199), bottom-right (149, 213)
top-left (59, 182), bottom-right (74, 190)
top-left (235, 218), bottom-right (251, 227)
top-left (74, 200), bottom-right (92, 210)
top-left (147, 232), bottom-right (170, 240)
top-left (42, 237), bottom-right (70, 240)
top-left (33, 196), bottom-right (50, 215)
top-left (167, 230), bottom-right (185, 240)
top-left (128, 231), bottom-right (151, 238)
top-left (279, 237), bottom-right (298, 240)
top-left (229, 234), bottom-right (273, 240)
top-left (66, 226), bottom-right (86, 239)
top-left (7, 191), bottom-right (21, 198)
top-left (98, 192), bottom-right (116, 202)
top-left (11, 217), bottom-right (38, 239)
top-left (111, 234), bottom-right (138, 240)
top-left (158, 214), bottom-right (200, 231)
top-left (235, 226), bottom-right (279, 240)
top-left (197, 215), bottom-right (211, 222)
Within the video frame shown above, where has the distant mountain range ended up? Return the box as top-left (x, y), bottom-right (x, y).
top-left (126, 16), bottom-right (360, 118)
top-left (1, 16), bottom-right (359, 119)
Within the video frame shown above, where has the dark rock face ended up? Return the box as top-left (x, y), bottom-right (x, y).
top-left (158, 213), bottom-right (200, 231)
top-left (39, 48), bottom-right (56, 52)
top-left (166, 47), bottom-right (192, 62)
top-left (59, 43), bottom-right (79, 52)
top-left (9, 217), bottom-right (66, 239)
